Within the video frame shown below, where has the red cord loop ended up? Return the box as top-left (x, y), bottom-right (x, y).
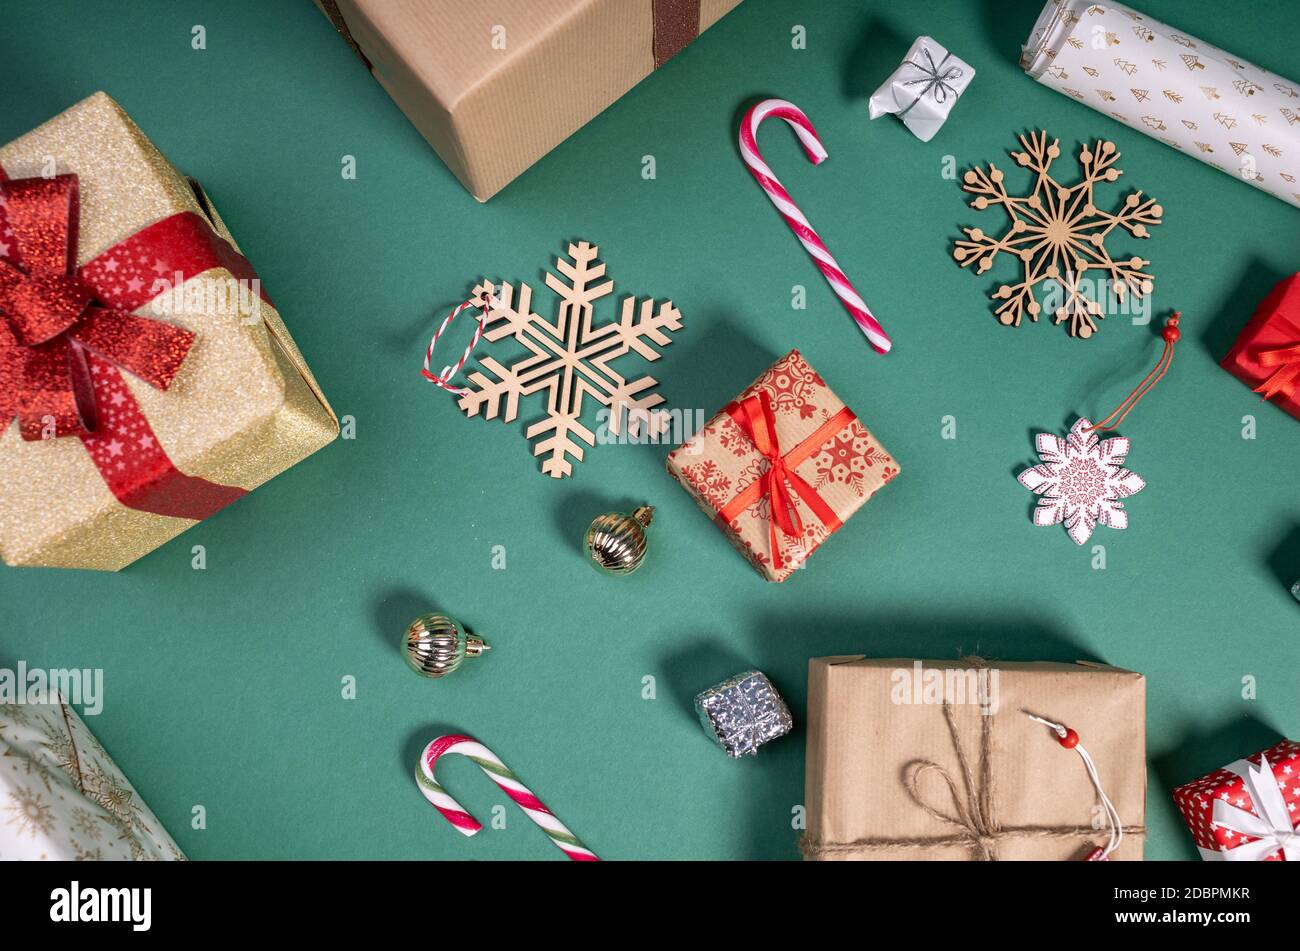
top-left (1087, 311), bottom-right (1180, 433)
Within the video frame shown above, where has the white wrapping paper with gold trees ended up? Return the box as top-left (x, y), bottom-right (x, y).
top-left (0, 93), bottom-right (337, 570)
top-left (1022, 0), bottom-right (1300, 208)
top-left (1, 697), bottom-right (183, 860)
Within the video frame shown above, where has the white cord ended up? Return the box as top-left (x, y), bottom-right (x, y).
top-left (1025, 712), bottom-right (1124, 860)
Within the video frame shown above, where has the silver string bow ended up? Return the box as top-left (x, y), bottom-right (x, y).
top-left (898, 46), bottom-right (965, 116)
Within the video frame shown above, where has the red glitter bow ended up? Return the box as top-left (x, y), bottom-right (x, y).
top-left (0, 174), bottom-right (195, 440)
top-left (0, 169), bottom-right (253, 521)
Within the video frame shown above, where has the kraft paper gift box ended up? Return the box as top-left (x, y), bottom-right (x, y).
top-left (1172, 738), bottom-right (1300, 861)
top-left (666, 349), bottom-right (899, 582)
top-left (803, 657), bottom-right (1147, 861)
top-left (313, 0), bottom-right (744, 201)
top-left (1221, 273), bottom-right (1300, 421)
top-left (0, 93), bottom-right (338, 571)
top-left (0, 697), bottom-right (183, 860)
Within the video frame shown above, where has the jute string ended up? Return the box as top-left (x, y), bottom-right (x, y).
top-left (801, 684), bottom-right (1145, 860)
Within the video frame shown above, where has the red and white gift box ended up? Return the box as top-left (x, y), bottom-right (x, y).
top-left (1172, 739), bottom-right (1300, 861)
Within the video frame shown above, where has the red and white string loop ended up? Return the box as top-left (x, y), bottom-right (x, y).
top-left (421, 290), bottom-right (494, 396)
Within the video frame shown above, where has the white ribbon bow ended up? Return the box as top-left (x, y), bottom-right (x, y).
top-left (1198, 754), bottom-right (1300, 862)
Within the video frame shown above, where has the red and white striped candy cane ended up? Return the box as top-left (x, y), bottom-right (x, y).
top-left (420, 290), bottom-right (493, 395)
top-left (739, 98), bottom-right (892, 354)
top-left (416, 734), bottom-right (599, 861)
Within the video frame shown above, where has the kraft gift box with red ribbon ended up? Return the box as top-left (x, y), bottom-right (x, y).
top-left (1221, 273), bottom-right (1300, 421)
top-left (1172, 739), bottom-right (1300, 861)
top-left (0, 93), bottom-right (338, 571)
top-left (666, 349), bottom-right (899, 582)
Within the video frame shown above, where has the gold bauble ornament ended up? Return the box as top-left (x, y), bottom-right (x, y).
top-left (404, 613), bottom-right (490, 679)
top-left (584, 505), bottom-right (654, 575)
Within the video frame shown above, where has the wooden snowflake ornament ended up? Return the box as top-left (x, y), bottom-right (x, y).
top-left (457, 241), bottom-right (683, 478)
top-left (953, 131), bottom-right (1163, 338)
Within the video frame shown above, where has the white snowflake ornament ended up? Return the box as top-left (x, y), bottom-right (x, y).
top-left (1018, 418), bottom-right (1146, 545)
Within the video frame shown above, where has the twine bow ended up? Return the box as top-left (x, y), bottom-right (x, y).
top-left (898, 46), bottom-right (965, 116)
top-left (801, 668), bottom-right (1145, 860)
top-left (0, 174), bottom-right (194, 440)
top-left (718, 390), bottom-right (845, 570)
top-left (1254, 343), bottom-right (1300, 404)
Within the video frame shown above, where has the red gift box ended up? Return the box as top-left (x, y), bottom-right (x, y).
top-left (1221, 273), bottom-right (1300, 421)
top-left (1172, 739), bottom-right (1300, 861)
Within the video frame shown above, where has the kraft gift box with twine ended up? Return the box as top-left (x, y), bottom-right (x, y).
top-left (803, 657), bottom-right (1147, 860)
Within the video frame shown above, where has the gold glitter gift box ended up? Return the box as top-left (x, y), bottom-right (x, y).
top-left (0, 93), bottom-right (338, 571)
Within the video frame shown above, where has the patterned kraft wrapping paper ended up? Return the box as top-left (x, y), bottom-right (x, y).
top-left (1, 699), bottom-right (183, 860)
top-left (666, 350), bottom-right (899, 582)
top-left (314, 0), bottom-right (744, 201)
top-left (1221, 272), bottom-right (1300, 420)
top-left (804, 658), bottom-right (1147, 861)
top-left (1021, 0), bottom-right (1300, 209)
top-left (0, 93), bottom-right (338, 571)
top-left (1172, 739), bottom-right (1300, 861)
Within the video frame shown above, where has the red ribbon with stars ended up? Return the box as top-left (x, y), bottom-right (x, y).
top-left (716, 390), bottom-right (851, 570)
top-left (0, 168), bottom-right (256, 520)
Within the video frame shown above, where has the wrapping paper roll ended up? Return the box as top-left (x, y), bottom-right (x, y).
top-left (1022, 0), bottom-right (1300, 209)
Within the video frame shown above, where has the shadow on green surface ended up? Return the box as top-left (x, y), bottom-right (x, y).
top-left (553, 490), bottom-right (644, 560)
top-left (1149, 714), bottom-right (1288, 860)
top-left (373, 587), bottom-right (439, 656)
top-left (840, 14), bottom-right (910, 104)
top-left (643, 314), bottom-right (776, 435)
top-left (1264, 520), bottom-right (1300, 592)
top-left (1200, 257), bottom-right (1290, 362)
top-left (977, 0), bottom-right (1046, 67)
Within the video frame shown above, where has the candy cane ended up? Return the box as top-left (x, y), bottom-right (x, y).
top-left (416, 734), bottom-right (599, 861)
top-left (739, 98), bottom-right (892, 354)
top-left (420, 291), bottom-right (493, 395)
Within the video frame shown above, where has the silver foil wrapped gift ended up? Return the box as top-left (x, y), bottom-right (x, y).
top-left (868, 36), bottom-right (975, 142)
top-left (695, 671), bottom-right (793, 757)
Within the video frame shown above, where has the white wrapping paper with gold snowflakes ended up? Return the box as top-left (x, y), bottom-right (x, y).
top-left (1, 701), bottom-right (182, 860)
top-left (1022, 0), bottom-right (1300, 208)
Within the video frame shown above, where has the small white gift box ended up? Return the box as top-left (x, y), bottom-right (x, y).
top-left (869, 36), bottom-right (974, 142)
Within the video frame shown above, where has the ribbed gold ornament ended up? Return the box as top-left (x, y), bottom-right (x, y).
top-left (584, 505), bottom-right (654, 575)
top-left (404, 613), bottom-right (490, 679)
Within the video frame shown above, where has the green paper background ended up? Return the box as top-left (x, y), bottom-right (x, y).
top-left (1, 0), bottom-right (1297, 861)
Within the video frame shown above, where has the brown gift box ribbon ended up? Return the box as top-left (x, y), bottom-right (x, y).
top-left (801, 663), bottom-right (1146, 860)
top-left (320, 0), bottom-right (703, 71)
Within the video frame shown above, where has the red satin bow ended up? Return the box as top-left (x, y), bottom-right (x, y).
top-left (719, 391), bottom-right (846, 570)
top-left (1255, 343), bottom-right (1300, 402)
top-left (0, 174), bottom-right (194, 440)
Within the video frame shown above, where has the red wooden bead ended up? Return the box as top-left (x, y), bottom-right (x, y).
top-left (1059, 728), bottom-right (1080, 749)
top-left (1162, 324), bottom-right (1181, 342)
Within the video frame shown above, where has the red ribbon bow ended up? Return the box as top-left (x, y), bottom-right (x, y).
top-left (0, 169), bottom-right (254, 521)
top-left (718, 391), bottom-right (848, 570)
top-left (0, 174), bottom-right (195, 440)
top-left (1255, 343), bottom-right (1300, 403)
